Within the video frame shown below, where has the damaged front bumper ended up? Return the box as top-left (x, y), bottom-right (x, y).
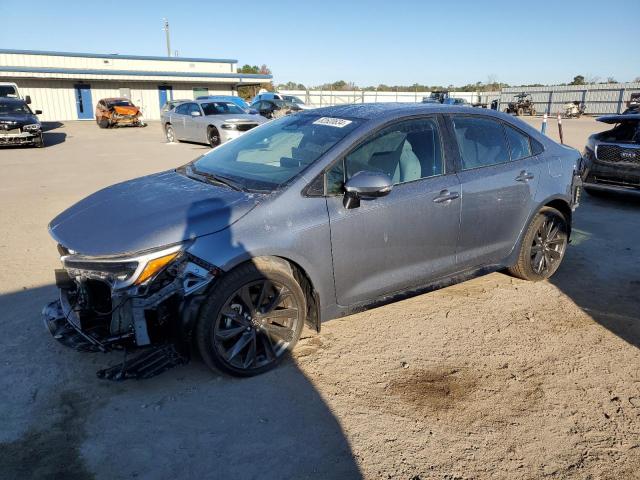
top-left (43, 245), bottom-right (219, 377)
top-left (0, 130), bottom-right (41, 146)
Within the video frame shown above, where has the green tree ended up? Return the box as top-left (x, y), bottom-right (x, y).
top-left (570, 75), bottom-right (585, 85)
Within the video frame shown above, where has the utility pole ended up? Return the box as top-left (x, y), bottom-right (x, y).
top-left (162, 18), bottom-right (171, 57)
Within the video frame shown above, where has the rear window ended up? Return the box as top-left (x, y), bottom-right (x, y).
top-left (504, 124), bottom-right (532, 160)
top-left (451, 116), bottom-right (510, 169)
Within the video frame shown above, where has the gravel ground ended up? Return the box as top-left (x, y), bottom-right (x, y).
top-left (0, 116), bottom-right (638, 480)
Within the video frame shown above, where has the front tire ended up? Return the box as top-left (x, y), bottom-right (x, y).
top-left (196, 258), bottom-right (305, 377)
top-left (33, 133), bottom-right (44, 148)
top-left (207, 126), bottom-right (221, 148)
top-left (508, 207), bottom-right (568, 281)
top-left (98, 118), bottom-right (109, 129)
top-left (516, 107), bottom-right (524, 116)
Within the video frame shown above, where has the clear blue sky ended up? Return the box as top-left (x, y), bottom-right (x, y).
top-left (1, 0), bottom-right (638, 87)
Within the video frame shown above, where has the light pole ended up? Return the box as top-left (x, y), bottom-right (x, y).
top-left (162, 18), bottom-right (171, 57)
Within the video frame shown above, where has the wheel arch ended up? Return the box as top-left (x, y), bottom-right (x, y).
top-left (220, 255), bottom-right (321, 333)
top-left (506, 195), bottom-right (573, 267)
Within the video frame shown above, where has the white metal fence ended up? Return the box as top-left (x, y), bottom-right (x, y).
top-left (279, 83), bottom-right (639, 115)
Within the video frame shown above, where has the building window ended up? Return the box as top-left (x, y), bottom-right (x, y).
top-left (193, 87), bottom-right (208, 99)
top-left (120, 88), bottom-right (131, 99)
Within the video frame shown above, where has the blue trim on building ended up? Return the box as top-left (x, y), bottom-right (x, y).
top-left (0, 66), bottom-right (272, 80)
top-left (0, 48), bottom-right (238, 64)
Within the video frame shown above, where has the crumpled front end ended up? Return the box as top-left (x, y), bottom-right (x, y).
top-left (110, 105), bottom-right (144, 127)
top-left (43, 243), bottom-right (219, 379)
top-left (0, 122), bottom-right (42, 146)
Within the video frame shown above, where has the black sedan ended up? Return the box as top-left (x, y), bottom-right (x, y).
top-left (0, 98), bottom-right (44, 147)
top-left (249, 99), bottom-right (301, 119)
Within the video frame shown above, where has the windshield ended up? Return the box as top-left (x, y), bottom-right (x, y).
top-left (0, 102), bottom-right (31, 115)
top-left (108, 100), bottom-right (133, 107)
top-left (283, 96), bottom-right (304, 104)
top-left (190, 114), bottom-right (363, 191)
top-left (201, 102), bottom-right (246, 115)
top-left (0, 86), bottom-right (18, 98)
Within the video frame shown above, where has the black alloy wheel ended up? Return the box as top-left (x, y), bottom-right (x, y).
top-left (208, 127), bottom-right (221, 148)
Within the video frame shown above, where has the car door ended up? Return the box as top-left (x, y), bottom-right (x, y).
top-left (448, 114), bottom-right (542, 268)
top-left (325, 116), bottom-right (461, 306)
top-left (182, 103), bottom-right (203, 141)
top-left (171, 103), bottom-right (189, 139)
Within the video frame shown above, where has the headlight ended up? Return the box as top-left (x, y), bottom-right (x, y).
top-left (220, 123), bottom-right (237, 130)
top-left (62, 244), bottom-right (183, 289)
top-left (23, 124), bottom-right (41, 131)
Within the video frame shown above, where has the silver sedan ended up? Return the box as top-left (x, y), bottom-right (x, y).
top-left (161, 99), bottom-right (267, 147)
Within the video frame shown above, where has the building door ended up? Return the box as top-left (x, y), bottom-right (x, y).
top-left (74, 84), bottom-right (93, 120)
top-left (158, 85), bottom-right (173, 110)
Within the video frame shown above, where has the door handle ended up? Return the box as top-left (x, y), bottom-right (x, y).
top-left (433, 189), bottom-right (460, 203)
top-left (515, 170), bottom-right (535, 182)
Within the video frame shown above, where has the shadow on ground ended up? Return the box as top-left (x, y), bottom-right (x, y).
top-left (550, 192), bottom-right (640, 349)
top-left (0, 285), bottom-right (362, 480)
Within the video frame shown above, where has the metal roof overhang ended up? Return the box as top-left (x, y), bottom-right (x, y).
top-left (0, 66), bottom-right (271, 86)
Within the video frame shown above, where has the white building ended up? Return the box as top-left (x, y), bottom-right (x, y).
top-left (0, 49), bottom-right (271, 121)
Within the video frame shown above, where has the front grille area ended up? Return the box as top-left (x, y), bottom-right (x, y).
top-left (0, 128), bottom-right (21, 134)
top-left (596, 144), bottom-right (640, 165)
top-left (236, 123), bottom-right (258, 132)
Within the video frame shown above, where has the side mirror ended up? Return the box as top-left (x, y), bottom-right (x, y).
top-left (35, 110), bottom-right (43, 115)
top-left (25, 95), bottom-right (32, 104)
top-left (343, 170), bottom-right (393, 209)
top-left (190, 111), bottom-right (201, 117)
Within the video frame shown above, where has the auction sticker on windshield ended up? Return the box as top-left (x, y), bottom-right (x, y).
top-left (313, 117), bottom-right (353, 128)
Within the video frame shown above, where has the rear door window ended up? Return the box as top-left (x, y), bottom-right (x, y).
top-left (175, 103), bottom-right (189, 115)
top-left (451, 116), bottom-right (510, 170)
top-left (504, 124), bottom-right (533, 160)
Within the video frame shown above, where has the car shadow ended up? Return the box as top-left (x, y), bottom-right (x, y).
top-left (0, 192), bottom-right (362, 479)
top-left (548, 193), bottom-right (640, 349)
top-left (41, 121), bottom-right (64, 132)
top-left (43, 132), bottom-right (67, 147)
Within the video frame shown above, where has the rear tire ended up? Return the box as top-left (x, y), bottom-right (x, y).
top-left (508, 207), bottom-right (568, 281)
top-left (196, 258), bottom-right (305, 377)
top-left (530, 107), bottom-right (536, 116)
top-left (516, 107), bottom-right (524, 116)
top-left (165, 124), bottom-right (176, 143)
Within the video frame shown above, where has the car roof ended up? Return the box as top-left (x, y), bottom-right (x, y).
top-left (297, 102), bottom-right (497, 120)
top-left (102, 97), bottom-right (131, 102)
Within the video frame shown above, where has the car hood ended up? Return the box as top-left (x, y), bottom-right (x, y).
top-left (49, 170), bottom-right (260, 257)
top-left (0, 113), bottom-right (38, 125)
top-left (596, 114), bottom-right (640, 124)
top-left (207, 113), bottom-right (264, 123)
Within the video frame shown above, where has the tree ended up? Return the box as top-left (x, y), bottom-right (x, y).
top-left (238, 64), bottom-right (260, 74)
top-left (635, 76), bottom-right (640, 83)
top-left (606, 76), bottom-right (618, 84)
top-left (569, 75), bottom-right (586, 85)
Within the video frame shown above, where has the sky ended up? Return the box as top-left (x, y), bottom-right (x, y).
top-left (1, 0), bottom-right (638, 87)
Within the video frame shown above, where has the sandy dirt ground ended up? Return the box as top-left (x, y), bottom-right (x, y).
top-left (0, 116), bottom-right (638, 480)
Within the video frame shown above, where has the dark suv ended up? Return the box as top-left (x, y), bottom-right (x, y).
top-left (581, 114), bottom-right (640, 194)
top-left (44, 104), bottom-right (581, 379)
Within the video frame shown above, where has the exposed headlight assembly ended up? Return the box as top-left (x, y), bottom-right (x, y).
top-left (62, 244), bottom-right (183, 289)
top-left (220, 123), bottom-right (237, 130)
top-left (23, 123), bottom-right (41, 131)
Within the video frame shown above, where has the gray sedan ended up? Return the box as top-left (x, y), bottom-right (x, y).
top-left (46, 104), bottom-right (582, 378)
top-left (161, 99), bottom-right (267, 147)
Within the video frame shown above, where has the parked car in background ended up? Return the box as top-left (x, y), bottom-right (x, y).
top-left (161, 99), bottom-right (190, 115)
top-left (0, 98), bottom-right (44, 147)
top-left (623, 93), bottom-right (640, 114)
top-left (250, 99), bottom-right (302, 119)
top-left (196, 95), bottom-right (253, 113)
top-left (252, 92), bottom-right (310, 109)
top-left (44, 104), bottom-right (581, 379)
top-left (161, 99), bottom-right (267, 147)
top-left (443, 97), bottom-right (470, 106)
top-left (581, 113), bottom-right (640, 195)
top-left (0, 82), bottom-right (31, 104)
top-left (422, 91), bottom-right (450, 104)
top-left (96, 98), bottom-right (145, 128)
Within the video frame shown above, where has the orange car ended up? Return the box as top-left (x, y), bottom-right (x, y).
top-left (95, 98), bottom-right (145, 128)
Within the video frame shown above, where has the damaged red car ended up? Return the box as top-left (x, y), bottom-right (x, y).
top-left (95, 98), bottom-right (145, 128)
